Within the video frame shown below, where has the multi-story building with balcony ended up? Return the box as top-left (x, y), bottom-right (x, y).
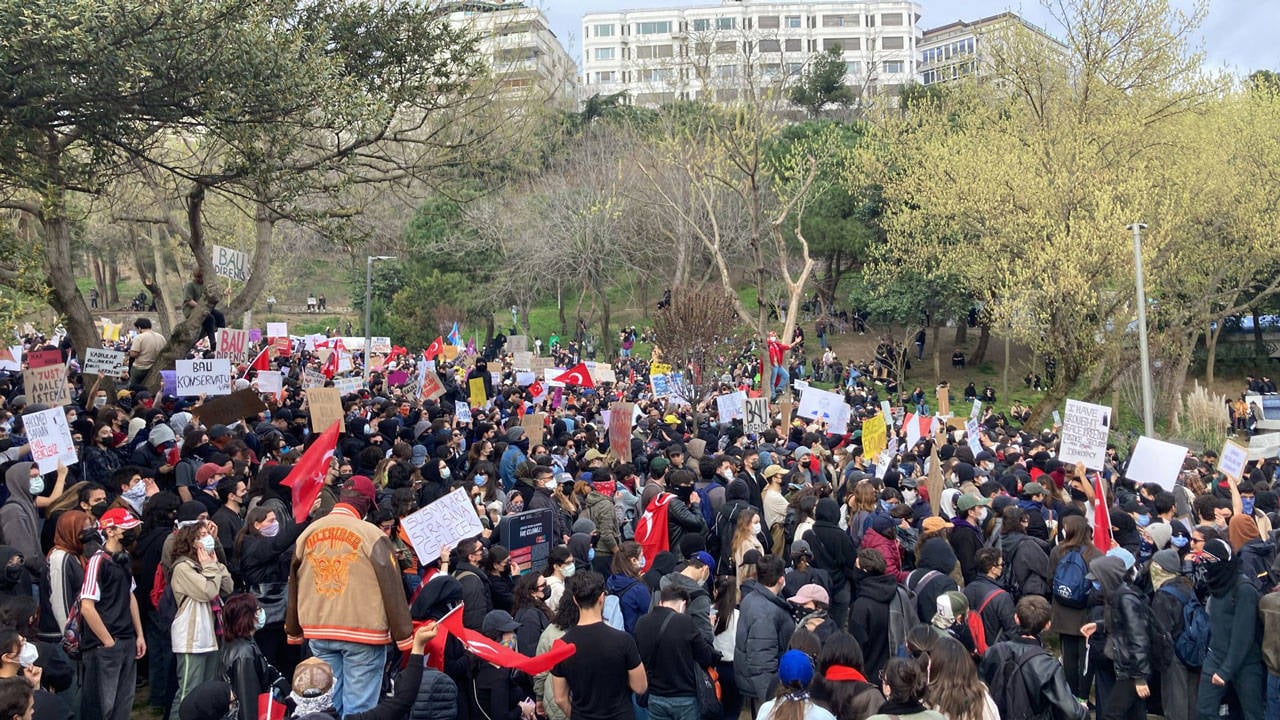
top-left (917, 11), bottom-right (1066, 86)
top-left (446, 0), bottom-right (578, 106)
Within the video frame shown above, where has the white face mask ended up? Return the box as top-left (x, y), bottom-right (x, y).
top-left (17, 641), bottom-right (38, 668)
top-left (752, 522), bottom-right (762, 535)
top-left (254, 607), bottom-right (267, 630)
top-left (561, 562), bottom-right (576, 578)
top-left (902, 490), bottom-right (918, 505)
top-left (199, 535), bottom-right (217, 553)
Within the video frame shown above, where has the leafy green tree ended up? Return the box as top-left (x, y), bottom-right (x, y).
top-left (789, 47), bottom-right (856, 118)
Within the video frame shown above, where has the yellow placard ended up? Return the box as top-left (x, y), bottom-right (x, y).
top-left (861, 415), bottom-right (887, 459)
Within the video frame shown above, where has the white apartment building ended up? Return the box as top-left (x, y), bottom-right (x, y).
top-left (918, 11), bottom-right (1066, 86)
top-left (581, 0), bottom-right (922, 107)
top-left (446, 1), bottom-right (578, 106)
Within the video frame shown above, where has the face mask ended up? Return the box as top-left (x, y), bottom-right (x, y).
top-left (28, 476), bottom-right (44, 495)
top-left (720, 469), bottom-right (734, 481)
top-left (199, 535), bottom-right (217, 553)
top-left (879, 500), bottom-right (892, 513)
top-left (1242, 498), bottom-right (1255, 515)
top-left (751, 460), bottom-right (763, 471)
top-left (255, 607), bottom-right (267, 630)
top-left (440, 467), bottom-right (452, 480)
top-left (260, 522), bottom-right (280, 538)
top-left (588, 548), bottom-right (596, 562)
top-left (1091, 580), bottom-right (1103, 591)
top-left (903, 490), bottom-right (918, 505)
top-left (17, 641), bottom-right (38, 668)
top-left (90, 501), bottom-right (109, 519)
top-left (636, 554), bottom-right (645, 568)
top-left (123, 481), bottom-right (147, 503)
top-left (543, 479), bottom-right (557, 490)
top-left (977, 507), bottom-right (990, 523)
top-left (79, 528), bottom-right (103, 546)
top-left (752, 522), bottom-right (762, 535)
top-left (120, 529), bottom-right (139, 546)
top-left (1171, 535), bottom-right (1189, 549)
top-left (561, 562), bottom-right (576, 578)
top-left (363, 424), bottom-right (372, 436)
top-left (1136, 514), bottom-right (1151, 528)
top-left (474, 475), bottom-right (487, 487)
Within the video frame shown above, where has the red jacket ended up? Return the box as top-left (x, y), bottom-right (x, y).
top-left (766, 340), bottom-right (790, 365)
top-left (861, 527), bottom-right (909, 583)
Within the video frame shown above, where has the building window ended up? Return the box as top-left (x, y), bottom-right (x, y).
top-left (786, 61), bottom-right (805, 74)
top-left (637, 21), bottom-right (671, 35)
top-left (785, 15), bottom-right (802, 28)
top-left (922, 69), bottom-right (936, 84)
top-left (594, 47), bottom-right (616, 61)
top-left (692, 18), bottom-right (710, 32)
top-left (716, 17), bottom-right (736, 30)
top-left (881, 36), bottom-right (904, 50)
top-left (824, 37), bottom-right (859, 51)
top-left (882, 60), bottom-right (904, 73)
top-left (655, 44), bottom-right (673, 58)
top-left (881, 12), bottom-right (903, 26)
top-left (594, 24), bottom-right (615, 37)
top-left (763, 63), bottom-right (782, 77)
top-left (758, 39), bottom-right (780, 52)
top-left (758, 15), bottom-right (779, 29)
top-left (715, 40), bottom-right (736, 54)
top-left (821, 14), bottom-right (857, 27)
top-left (865, 14), bottom-right (875, 27)
top-left (641, 67), bottom-right (671, 81)
top-left (596, 71), bottom-right (616, 83)
top-left (845, 60), bottom-right (861, 74)
top-left (715, 64), bottom-right (737, 78)
top-left (636, 45), bottom-right (654, 59)
top-left (784, 38), bottom-right (802, 51)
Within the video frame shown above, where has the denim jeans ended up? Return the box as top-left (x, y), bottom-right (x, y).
top-left (81, 640), bottom-right (137, 720)
top-left (770, 366), bottom-right (789, 397)
top-left (648, 695), bottom-right (699, 720)
top-left (1265, 674), bottom-right (1280, 720)
top-left (309, 639), bottom-right (388, 715)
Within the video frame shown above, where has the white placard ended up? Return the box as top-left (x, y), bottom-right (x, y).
top-left (1218, 440), bottom-right (1249, 480)
top-left (212, 244), bottom-right (249, 282)
top-left (515, 371), bottom-right (536, 386)
top-left (1126, 435), bottom-right (1189, 491)
top-left (215, 328), bottom-right (251, 360)
top-left (716, 391), bottom-right (747, 423)
top-left (455, 401), bottom-right (472, 423)
top-left (256, 371), bottom-right (282, 395)
top-left (744, 397), bottom-right (770, 434)
top-left (543, 368), bottom-right (566, 388)
top-left (175, 358), bottom-right (232, 396)
top-left (333, 377), bottom-right (363, 395)
top-left (1058, 399), bottom-right (1111, 470)
top-left (797, 387), bottom-right (846, 424)
top-left (881, 400), bottom-right (893, 427)
top-left (1052, 410), bottom-right (1062, 426)
top-left (965, 418), bottom-right (983, 457)
top-left (371, 337), bottom-right (392, 354)
top-left (970, 400), bottom-right (982, 419)
top-left (83, 348), bottom-right (126, 376)
top-left (266, 322), bottom-right (288, 338)
top-left (400, 488), bottom-right (485, 564)
top-left (24, 406), bottom-right (77, 474)
top-left (0, 346), bottom-right (21, 372)
top-left (513, 351), bottom-right (534, 369)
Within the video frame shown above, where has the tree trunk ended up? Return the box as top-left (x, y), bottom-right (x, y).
top-left (931, 319), bottom-right (942, 382)
top-left (1205, 322), bottom-right (1224, 384)
top-left (557, 280), bottom-right (566, 335)
top-left (1252, 307), bottom-right (1266, 356)
top-left (971, 322), bottom-right (991, 365)
top-left (600, 289), bottom-right (613, 357)
top-left (105, 250), bottom-right (120, 306)
top-left (485, 315), bottom-right (495, 345)
top-left (953, 317), bottom-right (967, 345)
top-left (39, 196), bottom-right (102, 362)
top-left (91, 253), bottom-right (105, 307)
top-left (1001, 334), bottom-right (1011, 399)
top-left (638, 275), bottom-right (649, 319)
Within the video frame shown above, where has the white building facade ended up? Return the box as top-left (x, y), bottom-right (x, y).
top-left (581, 0), bottom-right (922, 107)
top-left (447, 1), bottom-right (578, 106)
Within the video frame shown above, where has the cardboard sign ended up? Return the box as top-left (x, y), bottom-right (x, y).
top-left (1126, 435), bottom-right (1189, 491)
top-left (588, 362), bottom-right (616, 384)
top-left (779, 397), bottom-right (793, 426)
top-left (418, 369), bottom-right (444, 401)
top-left (272, 336), bottom-right (291, 357)
top-left (371, 337), bottom-right (391, 355)
top-left (175, 358), bottom-right (232, 396)
top-left (256, 371), bottom-right (282, 395)
top-left (83, 348), bottom-right (126, 377)
top-left (27, 349), bottom-right (62, 369)
top-left (24, 406), bottom-right (77, 473)
top-left (861, 416), bottom-right (887, 459)
top-left (455, 401), bottom-right (472, 423)
top-left (266, 322), bottom-right (288, 339)
top-left (965, 418), bottom-right (983, 457)
top-left (1058, 399), bottom-right (1111, 470)
top-left (401, 487), bottom-right (485, 564)
top-left (24, 364), bottom-right (70, 406)
top-left (715, 391), bottom-right (747, 424)
top-left (302, 369), bottom-right (325, 389)
top-left (212, 244), bottom-right (249, 282)
top-left (609, 403), bottom-right (633, 462)
top-left (469, 377), bottom-right (487, 406)
top-left (936, 384), bottom-right (950, 417)
top-left (881, 400), bottom-right (894, 428)
top-left (1218, 440), bottom-right (1249, 481)
top-left (512, 351), bottom-right (534, 369)
top-left (507, 335), bottom-right (527, 353)
top-left (522, 412), bottom-right (546, 447)
top-left (307, 387), bottom-right (344, 435)
top-left (529, 356), bottom-right (554, 372)
top-left (744, 397), bottom-right (770, 434)
top-left (192, 388), bottom-right (268, 427)
top-left (497, 508), bottom-right (553, 573)
top-left (216, 328), bottom-right (250, 360)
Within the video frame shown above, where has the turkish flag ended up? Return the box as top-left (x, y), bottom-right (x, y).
top-left (527, 381), bottom-right (545, 402)
top-left (435, 602), bottom-right (577, 675)
top-left (244, 346), bottom-right (272, 378)
top-left (280, 420), bottom-right (341, 524)
top-left (1092, 472), bottom-right (1112, 553)
top-left (553, 363), bottom-right (595, 388)
top-left (424, 337), bottom-right (445, 361)
top-left (320, 350), bottom-right (340, 379)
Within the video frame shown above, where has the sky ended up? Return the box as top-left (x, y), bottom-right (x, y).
top-left (540, 0), bottom-right (1280, 76)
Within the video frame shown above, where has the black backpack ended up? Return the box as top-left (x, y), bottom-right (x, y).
top-left (986, 644), bottom-right (1046, 720)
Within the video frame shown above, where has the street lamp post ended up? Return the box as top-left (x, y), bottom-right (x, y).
top-left (1127, 223), bottom-right (1155, 437)
top-left (364, 255), bottom-right (396, 381)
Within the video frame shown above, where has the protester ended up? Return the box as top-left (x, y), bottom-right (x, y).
top-left (550, 571), bottom-right (647, 720)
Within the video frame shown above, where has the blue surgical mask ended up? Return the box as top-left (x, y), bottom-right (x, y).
top-left (1091, 580), bottom-right (1102, 591)
top-left (28, 477), bottom-right (44, 496)
top-left (474, 475), bottom-right (487, 487)
top-left (588, 548), bottom-right (596, 562)
top-left (879, 500), bottom-right (891, 513)
top-left (1242, 498), bottom-right (1255, 516)
top-left (1171, 535), bottom-right (1189, 549)
top-left (1136, 514), bottom-right (1151, 528)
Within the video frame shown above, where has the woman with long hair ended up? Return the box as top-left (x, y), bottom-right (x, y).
top-left (483, 544), bottom-right (516, 613)
top-left (756, 649), bottom-right (836, 720)
top-left (217, 593), bottom-right (283, 720)
top-left (511, 573), bottom-right (552, 656)
top-left (922, 636), bottom-right (999, 720)
top-left (732, 509), bottom-right (766, 586)
top-left (844, 481), bottom-right (878, 539)
top-left (234, 506), bottom-right (304, 678)
top-left (1046, 514), bottom-right (1102, 699)
top-left (605, 541), bottom-right (650, 634)
top-left (713, 576), bottom-right (742, 720)
top-left (168, 521), bottom-right (233, 716)
top-left (80, 421), bottom-right (123, 484)
top-left (811, 631), bottom-right (885, 720)
top-left (865, 657), bottom-right (945, 720)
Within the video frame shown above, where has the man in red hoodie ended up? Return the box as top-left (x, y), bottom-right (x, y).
top-left (766, 332), bottom-right (791, 400)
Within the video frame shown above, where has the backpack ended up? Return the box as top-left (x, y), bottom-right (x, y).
top-left (906, 569), bottom-right (942, 624)
top-left (888, 585), bottom-right (921, 657)
top-left (604, 578), bottom-right (642, 632)
top-left (1158, 584), bottom-right (1210, 668)
top-left (966, 588), bottom-right (1005, 656)
top-left (694, 485), bottom-right (716, 528)
top-left (151, 563), bottom-right (178, 628)
top-left (61, 601), bottom-right (83, 661)
top-left (999, 541), bottom-right (1024, 599)
top-left (986, 644), bottom-right (1047, 720)
top-left (1051, 549), bottom-right (1091, 609)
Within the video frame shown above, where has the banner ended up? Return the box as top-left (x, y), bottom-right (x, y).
top-left (266, 322), bottom-right (288, 338)
top-left (796, 386), bottom-right (850, 434)
top-left (744, 397), bottom-right (770, 434)
top-left (24, 406), bottom-right (77, 474)
top-left (861, 416), bottom-right (886, 459)
top-left (965, 418), bottom-right (983, 457)
top-left (24, 364), bottom-right (70, 406)
top-left (715, 391), bottom-right (747, 424)
top-left (1058, 399), bottom-right (1111, 470)
top-left (175, 359), bottom-right (232, 396)
top-left (608, 403), bottom-right (633, 462)
top-left (401, 487), bottom-right (485, 564)
top-left (333, 376), bottom-right (363, 395)
top-left (83, 348), bottom-right (126, 377)
top-left (215, 328), bottom-right (250, 360)
top-left (371, 337), bottom-right (392, 355)
top-left (307, 387), bottom-right (344, 435)
top-left (212, 244), bottom-right (250, 282)
top-left (455, 401), bottom-right (472, 423)
top-left (256, 371), bottom-right (282, 395)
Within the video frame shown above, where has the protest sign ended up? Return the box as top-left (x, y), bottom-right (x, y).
top-left (24, 406), bottom-right (77, 473)
top-left (371, 337), bottom-right (391, 355)
top-left (543, 368), bottom-right (566, 388)
top-left (1053, 410), bottom-right (1062, 426)
top-left (161, 370), bottom-right (177, 396)
top-left (744, 397), bottom-right (770, 434)
top-left (529, 356), bottom-right (554, 372)
top-left (0, 346), bottom-right (20, 372)
top-left (216, 328), bottom-right (250, 360)
top-left (507, 335), bottom-right (527, 353)
top-left (418, 369), bottom-right (444, 401)
top-left (515, 371), bottom-right (536, 387)
top-left (608, 403), bottom-right (633, 462)
top-left (24, 364), bottom-right (70, 406)
top-left (334, 377), bottom-right (363, 396)
top-left (455, 401), bottom-right (472, 423)
top-left (302, 369), bottom-right (325, 389)
top-left (387, 370), bottom-right (409, 387)
top-left (249, 329), bottom-right (262, 343)
top-left (498, 509), bottom-right (553, 573)
top-left (256, 371), bottom-right (282, 395)
top-left (212, 244), bottom-right (249, 282)
top-left (936, 383), bottom-right (950, 417)
top-left (649, 361), bottom-right (672, 377)
top-left (192, 389), bottom-right (268, 427)
top-left (881, 400), bottom-right (894, 427)
top-left (175, 359), bottom-right (232, 396)
top-left (306, 387), bottom-right (344, 435)
top-left (965, 419), bottom-right (983, 457)
top-left (1126, 436), bottom-right (1187, 491)
top-left (1058, 399), bottom-right (1111, 469)
top-left (266, 322), bottom-right (288, 338)
top-left (27, 349), bottom-right (62, 369)
top-left (970, 400), bottom-right (982, 420)
top-left (588, 362), bottom-right (616, 384)
top-left (651, 373), bottom-right (674, 397)
top-left (1218, 440), bottom-right (1249, 481)
top-left (513, 351), bottom-right (534, 369)
top-left (779, 397), bottom-right (793, 426)
top-left (83, 348), bottom-right (126, 377)
top-left (272, 337), bottom-right (291, 357)
top-left (797, 387), bottom-right (850, 433)
top-left (861, 416), bottom-right (887, 458)
top-left (469, 377), bottom-right (487, 406)
top-left (715, 391), bottom-right (747, 424)
top-left (521, 412), bottom-right (546, 447)
top-left (401, 488), bottom-right (485, 564)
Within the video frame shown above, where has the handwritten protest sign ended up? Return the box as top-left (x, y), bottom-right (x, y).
top-left (266, 322), bottom-right (288, 339)
top-left (469, 377), bottom-right (487, 406)
top-left (521, 412), bottom-right (546, 446)
top-left (1126, 436), bottom-right (1188, 491)
top-left (418, 368), bottom-right (444, 401)
top-left (970, 400), bottom-right (982, 420)
top-left (212, 245), bottom-right (249, 282)
top-left (861, 416), bottom-right (887, 459)
top-left (216, 329), bottom-right (250, 360)
top-left (24, 406), bottom-right (77, 473)
top-left (175, 359), bottom-right (232, 396)
top-left (608, 403), bottom-right (633, 462)
top-left (797, 387), bottom-right (850, 434)
top-left (1058, 399), bottom-right (1111, 469)
top-left (333, 377), bottom-right (363, 396)
top-left (455, 401), bottom-right (472, 423)
top-left (83, 348), bottom-right (126, 377)
top-left (965, 419), bottom-right (983, 458)
top-left (302, 369), bottom-right (325, 389)
top-left (256, 371), bottom-right (282, 395)
top-left (744, 397), bottom-right (770, 434)
top-left (371, 337), bottom-right (391, 355)
top-left (1218, 440), bottom-right (1249, 481)
top-left (400, 488), bottom-right (484, 564)
top-left (27, 349), bottom-right (62, 369)
top-left (307, 387), bottom-right (344, 435)
top-left (881, 400), bottom-right (894, 427)
top-left (24, 364), bottom-right (70, 406)
top-left (715, 391), bottom-right (747, 424)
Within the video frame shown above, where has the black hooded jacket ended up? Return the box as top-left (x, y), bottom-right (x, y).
top-left (803, 498), bottom-right (858, 596)
top-left (1090, 556), bottom-right (1152, 681)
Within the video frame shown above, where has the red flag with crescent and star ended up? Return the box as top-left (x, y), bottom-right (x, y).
top-left (424, 337), bottom-right (445, 361)
top-left (279, 420), bottom-right (341, 524)
top-left (421, 603), bottom-right (576, 674)
top-left (553, 363), bottom-right (595, 388)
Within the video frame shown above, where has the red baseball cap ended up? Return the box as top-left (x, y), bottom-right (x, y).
top-left (99, 508), bottom-right (141, 530)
